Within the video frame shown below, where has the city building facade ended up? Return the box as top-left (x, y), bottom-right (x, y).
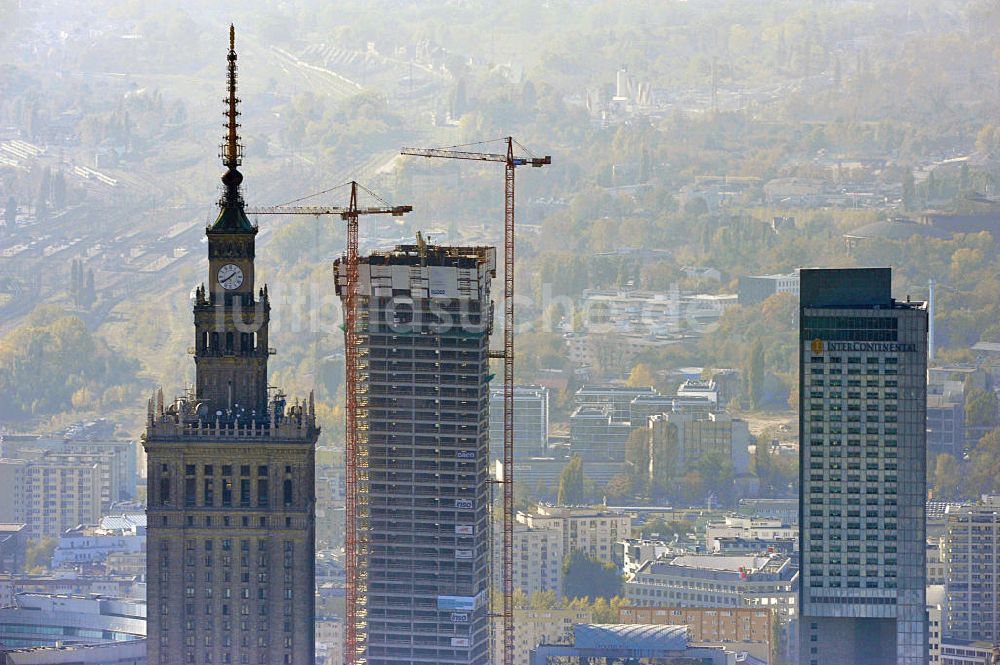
top-left (929, 584), bottom-right (946, 665)
top-left (927, 395), bottom-right (964, 457)
top-left (798, 267), bottom-right (928, 665)
top-left (336, 242), bottom-right (496, 665)
top-left (704, 516), bottom-right (797, 553)
top-left (516, 506), bottom-right (631, 565)
top-left (625, 554), bottom-right (798, 620)
top-left (513, 524), bottom-right (563, 599)
top-left (52, 521), bottom-right (145, 569)
top-left (528, 624), bottom-right (736, 665)
top-left (945, 498), bottom-right (1000, 642)
top-left (615, 538), bottom-right (677, 577)
top-left (0, 457), bottom-right (102, 540)
top-left (497, 608), bottom-right (591, 665)
top-left (0, 524), bottom-right (26, 574)
top-left (939, 639), bottom-right (1000, 665)
top-left (627, 393), bottom-right (714, 427)
top-left (489, 386), bottom-right (549, 459)
top-left (737, 272), bottom-right (800, 306)
top-left (618, 605), bottom-right (774, 663)
top-left (316, 616), bottom-right (344, 665)
top-left (0, 427), bottom-right (137, 505)
top-left (568, 405), bottom-right (631, 461)
top-left (574, 386), bottom-right (658, 421)
top-left (647, 411), bottom-right (750, 493)
top-left (0, 593), bottom-right (145, 650)
top-left (676, 378), bottom-right (719, 405)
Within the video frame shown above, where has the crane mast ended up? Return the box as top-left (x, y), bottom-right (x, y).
top-left (248, 181), bottom-right (411, 665)
top-left (400, 138), bottom-right (550, 665)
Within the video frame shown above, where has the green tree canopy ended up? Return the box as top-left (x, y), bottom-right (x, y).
top-left (24, 537), bottom-right (57, 573)
top-left (968, 427), bottom-right (1000, 496)
top-left (932, 453), bottom-right (962, 500)
top-left (562, 550), bottom-right (622, 602)
top-left (966, 388), bottom-right (998, 430)
top-left (557, 456), bottom-right (588, 506)
top-left (626, 363), bottom-right (655, 388)
top-left (744, 338), bottom-right (765, 409)
top-left (0, 306), bottom-right (141, 419)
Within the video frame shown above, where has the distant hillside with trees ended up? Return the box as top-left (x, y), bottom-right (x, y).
top-left (0, 306), bottom-right (142, 420)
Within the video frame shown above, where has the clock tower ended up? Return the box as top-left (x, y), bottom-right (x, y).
top-left (143, 27), bottom-right (318, 665)
top-left (192, 26), bottom-right (268, 417)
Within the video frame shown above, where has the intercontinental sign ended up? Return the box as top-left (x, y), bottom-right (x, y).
top-left (810, 339), bottom-right (917, 354)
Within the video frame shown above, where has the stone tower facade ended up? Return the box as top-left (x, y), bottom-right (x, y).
top-left (143, 26), bottom-right (318, 665)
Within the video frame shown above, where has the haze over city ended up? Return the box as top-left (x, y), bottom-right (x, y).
top-left (1, 2), bottom-right (999, 665)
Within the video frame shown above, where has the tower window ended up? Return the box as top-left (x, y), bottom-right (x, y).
top-left (226, 332), bottom-right (234, 354)
top-left (257, 466), bottom-right (269, 507)
top-left (283, 479), bottom-right (293, 507)
top-left (240, 479), bottom-right (251, 507)
top-left (241, 333), bottom-right (250, 352)
top-left (222, 479), bottom-right (233, 507)
top-left (185, 470), bottom-right (196, 507)
top-left (159, 467), bottom-right (171, 506)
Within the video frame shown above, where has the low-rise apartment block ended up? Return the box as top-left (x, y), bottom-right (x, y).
top-left (648, 411), bottom-right (750, 492)
top-left (0, 457), bottom-right (102, 540)
top-left (626, 554), bottom-right (798, 620)
top-left (513, 524), bottom-right (564, 599)
top-left (496, 608), bottom-right (592, 665)
top-left (516, 505), bottom-right (632, 565)
top-left (945, 498), bottom-right (1000, 642)
top-left (704, 516), bottom-right (797, 553)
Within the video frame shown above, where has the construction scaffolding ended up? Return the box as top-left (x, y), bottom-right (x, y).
top-left (400, 138), bottom-right (550, 665)
top-left (248, 182), bottom-right (412, 665)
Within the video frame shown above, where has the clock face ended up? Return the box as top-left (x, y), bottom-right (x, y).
top-left (217, 264), bottom-right (244, 290)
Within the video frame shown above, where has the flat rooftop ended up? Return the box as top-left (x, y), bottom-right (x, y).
top-left (669, 555), bottom-right (775, 572)
top-left (361, 243), bottom-right (496, 272)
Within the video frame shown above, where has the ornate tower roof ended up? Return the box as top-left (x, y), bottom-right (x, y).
top-left (209, 24), bottom-right (255, 235)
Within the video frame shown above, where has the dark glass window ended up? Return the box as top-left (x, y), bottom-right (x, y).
top-left (160, 476), bottom-right (171, 505)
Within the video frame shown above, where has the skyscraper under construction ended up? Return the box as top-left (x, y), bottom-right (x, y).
top-left (336, 242), bottom-right (496, 665)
